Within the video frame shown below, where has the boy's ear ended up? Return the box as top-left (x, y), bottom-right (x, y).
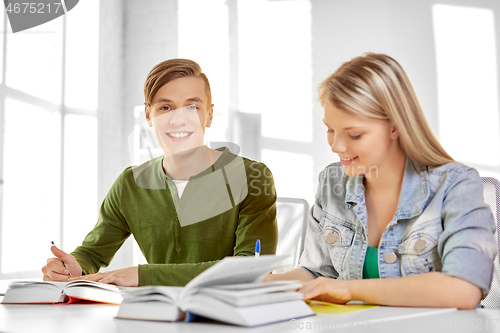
top-left (206, 104), bottom-right (214, 127)
top-left (145, 104), bottom-right (153, 127)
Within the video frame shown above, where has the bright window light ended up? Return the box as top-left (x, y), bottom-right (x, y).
top-left (64, 0), bottom-right (99, 110)
top-left (63, 115), bottom-right (98, 252)
top-left (262, 149), bottom-right (314, 204)
top-left (0, 1), bottom-right (100, 279)
top-left (5, 19), bottom-right (63, 104)
top-left (1, 98), bottom-right (61, 274)
top-left (433, 4), bottom-right (500, 167)
top-left (238, 0), bottom-right (313, 143)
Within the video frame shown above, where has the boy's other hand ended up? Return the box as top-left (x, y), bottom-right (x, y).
top-left (68, 266), bottom-right (139, 287)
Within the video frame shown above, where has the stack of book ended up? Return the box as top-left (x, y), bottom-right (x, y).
top-left (117, 255), bottom-right (314, 326)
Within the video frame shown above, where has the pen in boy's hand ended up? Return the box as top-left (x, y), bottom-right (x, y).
top-left (255, 239), bottom-right (260, 257)
top-left (51, 241), bottom-right (73, 278)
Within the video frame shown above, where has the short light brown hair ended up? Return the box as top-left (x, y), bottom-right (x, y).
top-left (144, 58), bottom-right (212, 107)
top-left (319, 52), bottom-right (453, 167)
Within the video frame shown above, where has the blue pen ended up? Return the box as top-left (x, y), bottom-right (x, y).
top-left (255, 239), bottom-right (260, 257)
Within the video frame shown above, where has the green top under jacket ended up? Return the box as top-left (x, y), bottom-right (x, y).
top-left (362, 246), bottom-right (380, 279)
top-left (71, 147), bottom-right (278, 286)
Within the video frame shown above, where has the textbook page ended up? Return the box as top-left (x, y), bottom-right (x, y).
top-left (179, 255), bottom-right (287, 301)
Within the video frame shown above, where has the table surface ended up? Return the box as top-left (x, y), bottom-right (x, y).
top-left (1, 280), bottom-right (499, 333)
top-left (1, 298), bottom-right (499, 333)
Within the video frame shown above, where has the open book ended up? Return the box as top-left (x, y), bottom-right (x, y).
top-left (117, 255), bottom-right (314, 326)
top-left (1, 280), bottom-right (122, 305)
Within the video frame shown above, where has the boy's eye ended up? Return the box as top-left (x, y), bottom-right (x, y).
top-left (159, 105), bottom-right (172, 111)
top-left (186, 104), bottom-right (198, 111)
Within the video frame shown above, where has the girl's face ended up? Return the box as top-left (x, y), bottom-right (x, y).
top-left (323, 99), bottom-right (401, 178)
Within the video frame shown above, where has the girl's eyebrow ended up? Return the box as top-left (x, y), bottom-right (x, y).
top-left (342, 126), bottom-right (365, 130)
top-left (322, 119), bottom-right (365, 131)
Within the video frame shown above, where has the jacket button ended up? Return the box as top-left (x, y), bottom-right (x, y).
top-left (383, 252), bottom-right (397, 264)
top-left (414, 239), bottom-right (426, 252)
top-left (326, 233), bottom-right (337, 244)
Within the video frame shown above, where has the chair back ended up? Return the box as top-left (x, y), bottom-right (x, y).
top-left (274, 197), bottom-right (309, 273)
top-left (481, 177), bottom-right (500, 308)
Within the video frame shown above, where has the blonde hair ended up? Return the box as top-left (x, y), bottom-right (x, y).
top-left (319, 53), bottom-right (453, 167)
top-left (144, 58), bottom-right (212, 107)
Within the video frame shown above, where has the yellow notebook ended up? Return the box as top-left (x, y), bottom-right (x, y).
top-left (305, 300), bottom-right (377, 314)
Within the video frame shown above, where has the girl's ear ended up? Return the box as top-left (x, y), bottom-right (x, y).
top-left (389, 123), bottom-right (400, 140)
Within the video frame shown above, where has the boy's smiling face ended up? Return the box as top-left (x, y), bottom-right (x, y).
top-left (145, 76), bottom-right (213, 157)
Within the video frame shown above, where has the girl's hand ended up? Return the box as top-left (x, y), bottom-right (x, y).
top-left (298, 277), bottom-right (353, 304)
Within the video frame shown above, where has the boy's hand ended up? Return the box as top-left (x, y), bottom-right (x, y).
top-left (69, 266), bottom-right (139, 287)
top-left (41, 245), bottom-right (82, 282)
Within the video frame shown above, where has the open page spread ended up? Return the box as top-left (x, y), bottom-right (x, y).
top-left (2, 280), bottom-right (122, 304)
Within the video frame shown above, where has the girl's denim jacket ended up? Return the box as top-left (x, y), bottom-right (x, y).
top-left (298, 159), bottom-right (497, 296)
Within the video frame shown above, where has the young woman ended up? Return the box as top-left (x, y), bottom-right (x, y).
top-left (265, 53), bottom-right (496, 309)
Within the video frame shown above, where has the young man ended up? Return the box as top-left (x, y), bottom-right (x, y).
top-left (41, 59), bottom-right (278, 286)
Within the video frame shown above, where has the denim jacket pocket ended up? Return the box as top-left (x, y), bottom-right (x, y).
top-left (317, 212), bottom-right (356, 274)
top-left (397, 219), bottom-right (443, 276)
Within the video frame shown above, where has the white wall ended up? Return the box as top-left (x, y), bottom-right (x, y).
top-left (98, 0), bottom-right (125, 208)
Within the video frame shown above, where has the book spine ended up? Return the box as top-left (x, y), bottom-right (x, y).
top-left (184, 312), bottom-right (209, 323)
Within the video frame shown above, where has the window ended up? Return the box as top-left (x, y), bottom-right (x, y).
top-left (433, 4), bottom-right (500, 179)
top-left (237, 0), bottom-right (315, 203)
top-left (0, 1), bottom-right (99, 278)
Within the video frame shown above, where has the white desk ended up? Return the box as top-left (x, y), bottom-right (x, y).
top-left (1, 298), bottom-right (498, 333)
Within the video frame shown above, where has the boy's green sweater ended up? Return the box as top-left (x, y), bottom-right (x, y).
top-left (71, 148), bottom-right (278, 286)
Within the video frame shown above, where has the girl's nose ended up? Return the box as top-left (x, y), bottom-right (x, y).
top-left (330, 136), bottom-right (347, 154)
